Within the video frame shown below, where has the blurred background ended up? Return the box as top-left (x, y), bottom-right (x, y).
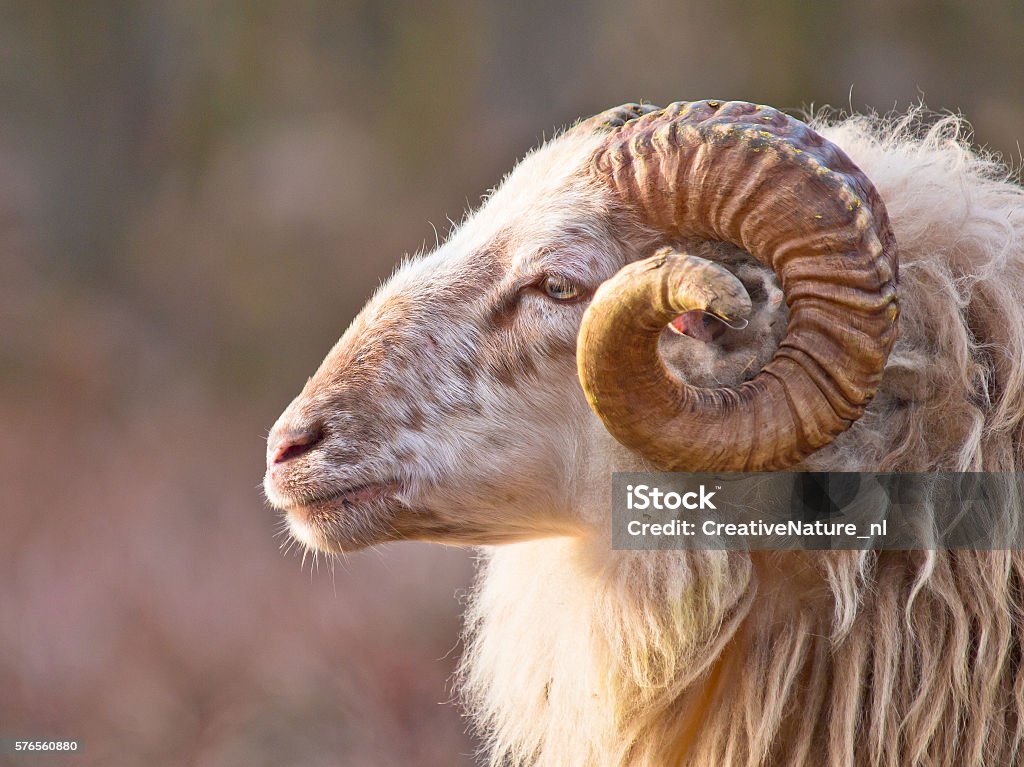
top-left (1, 1), bottom-right (1020, 765)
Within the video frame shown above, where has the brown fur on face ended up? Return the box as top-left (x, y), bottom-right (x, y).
top-left (264, 131), bottom-right (635, 551)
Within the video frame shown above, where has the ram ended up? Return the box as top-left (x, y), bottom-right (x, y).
top-left (263, 100), bottom-right (1024, 766)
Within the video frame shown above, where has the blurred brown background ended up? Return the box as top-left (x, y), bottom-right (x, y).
top-left (1, 2), bottom-right (1020, 765)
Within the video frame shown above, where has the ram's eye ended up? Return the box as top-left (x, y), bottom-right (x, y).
top-left (540, 274), bottom-right (580, 302)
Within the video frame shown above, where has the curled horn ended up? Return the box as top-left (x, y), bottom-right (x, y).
top-left (576, 100), bottom-right (899, 471)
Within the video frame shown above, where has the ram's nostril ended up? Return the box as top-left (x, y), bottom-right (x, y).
top-left (269, 426), bottom-right (325, 466)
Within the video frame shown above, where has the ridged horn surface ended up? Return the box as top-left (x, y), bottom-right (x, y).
top-left (577, 100), bottom-right (899, 471)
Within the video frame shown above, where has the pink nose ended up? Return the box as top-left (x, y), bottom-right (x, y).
top-left (267, 426), bottom-right (324, 468)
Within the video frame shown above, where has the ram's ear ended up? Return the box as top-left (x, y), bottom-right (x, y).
top-left (668, 311), bottom-right (730, 342)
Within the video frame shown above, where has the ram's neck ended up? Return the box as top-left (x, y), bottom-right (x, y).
top-left (459, 537), bottom-right (764, 766)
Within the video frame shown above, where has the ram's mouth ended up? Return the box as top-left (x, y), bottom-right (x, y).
top-left (283, 479), bottom-right (402, 515)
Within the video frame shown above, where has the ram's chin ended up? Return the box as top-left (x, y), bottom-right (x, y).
top-left (282, 496), bottom-right (403, 553)
top-left (270, 475), bottom-right (575, 553)
top-left (279, 488), bottom-right (478, 553)
top-left (283, 498), bottom-right (559, 553)
top-left (283, 507), bottom-right (332, 551)
top-left (284, 513), bottom-right (363, 554)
